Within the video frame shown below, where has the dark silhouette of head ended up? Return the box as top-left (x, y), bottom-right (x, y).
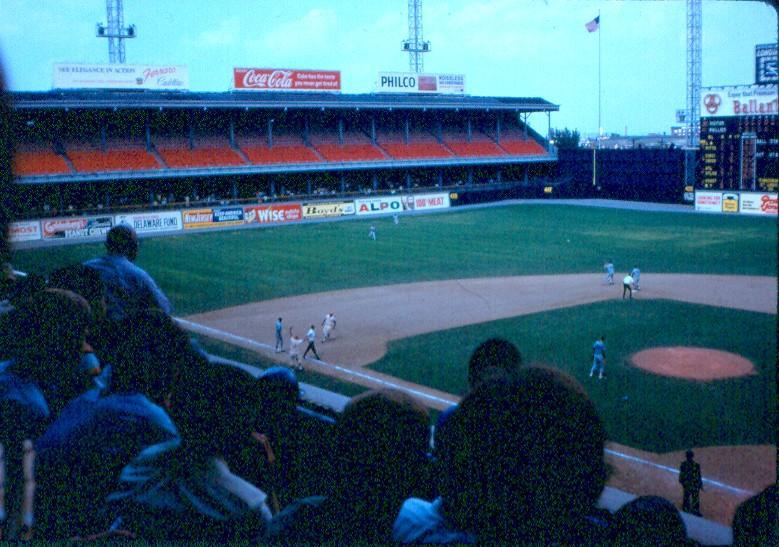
top-left (686, 450), bottom-right (694, 461)
top-left (467, 337), bottom-right (523, 388)
top-left (331, 389), bottom-right (430, 538)
top-left (48, 263), bottom-right (108, 320)
top-left (732, 484), bottom-right (777, 546)
top-left (611, 495), bottom-right (688, 545)
top-left (106, 224), bottom-right (139, 261)
top-left (437, 366), bottom-right (607, 543)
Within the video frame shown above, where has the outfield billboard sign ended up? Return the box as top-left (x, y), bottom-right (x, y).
top-left (694, 191), bottom-right (723, 212)
top-left (244, 204), bottom-right (302, 224)
top-left (700, 85), bottom-right (778, 118)
top-left (115, 211), bottom-right (182, 234)
top-left (302, 201), bottom-right (355, 219)
top-left (182, 208), bottom-right (214, 230)
top-left (41, 216), bottom-right (113, 239)
top-left (8, 221), bottom-right (41, 242)
top-left (375, 72), bottom-right (465, 94)
top-left (739, 192), bottom-right (778, 215)
top-left (355, 196), bottom-right (403, 216)
top-left (404, 193), bottom-right (451, 211)
top-left (233, 68), bottom-right (341, 92)
top-left (53, 63), bottom-right (188, 90)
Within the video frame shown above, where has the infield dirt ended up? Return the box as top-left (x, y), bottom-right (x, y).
top-left (184, 272), bottom-right (776, 525)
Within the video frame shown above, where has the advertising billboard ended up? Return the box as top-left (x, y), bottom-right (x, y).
top-left (53, 63), bottom-right (188, 90)
top-left (8, 221), bottom-right (41, 242)
top-left (694, 191), bottom-right (723, 212)
top-left (740, 192), bottom-right (778, 215)
top-left (233, 68), bottom-right (341, 92)
top-left (302, 201), bottom-right (355, 219)
top-left (115, 211), bottom-right (183, 234)
top-left (375, 72), bottom-right (465, 94)
top-left (755, 43), bottom-right (778, 85)
top-left (244, 204), bottom-right (302, 224)
top-left (42, 216), bottom-right (113, 239)
top-left (403, 193), bottom-right (451, 211)
top-left (354, 196), bottom-right (403, 215)
top-left (700, 85), bottom-right (778, 118)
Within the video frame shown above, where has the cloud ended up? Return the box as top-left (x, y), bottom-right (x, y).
top-left (259, 8), bottom-right (338, 55)
top-left (184, 18), bottom-right (241, 48)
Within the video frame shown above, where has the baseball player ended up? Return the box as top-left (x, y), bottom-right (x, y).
top-left (321, 312), bottom-right (336, 342)
top-left (623, 273), bottom-right (634, 300)
top-left (369, 225), bottom-right (376, 241)
top-left (303, 325), bottom-right (321, 360)
top-left (288, 327), bottom-right (303, 370)
top-left (274, 317), bottom-right (284, 352)
top-left (604, 260), bottom-right (615, 285)
top-left (590, 336), bottom-right (606, 379)
top-left (393, 213), bottom-right (399, 225)
top-left (631, 266), bottom-right (641, 290)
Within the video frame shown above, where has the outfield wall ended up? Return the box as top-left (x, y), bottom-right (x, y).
top-left (7, 192), bottom-right (452, 244)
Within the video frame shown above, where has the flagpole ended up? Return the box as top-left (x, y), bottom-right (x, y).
top-left (594, 10), bottom-right (601, 188)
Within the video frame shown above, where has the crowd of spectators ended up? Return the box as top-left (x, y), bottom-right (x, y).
top-left (1, 70), bottom-right (776, 544)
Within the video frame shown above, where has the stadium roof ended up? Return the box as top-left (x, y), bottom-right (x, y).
top-left (11, 90), bottom-right (558, 113)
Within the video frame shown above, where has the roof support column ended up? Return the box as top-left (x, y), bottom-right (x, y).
top-left (496, 168), bottom-right (502, 183)
top-left (372, 172), bottom-right (378, 191)
top-left (145, 115), bottom-right (151, 152)
top-left (437, 169), bottom-right (443, 187)
top-left (406, 172), bottom-right (412, 189)
top-left (467, 116), bottom-right (472, 143)
top-left (496, 115), bottom-right (501, 144)
top-left (338, 117), bottom-right (344, 145)
top-left (100, 125), bottom-right (107, 151)
top-left (467, 167), bottom-right (473, 186)
top-left (229, 118), bottom-right (235, 148)
top-left (188, 111), bottom-right (194, 150)
top-left (370, 116), bottom-right (376, 145)
top-left (304, 116), bottom-right (310, 146)
top-left (267, 118), bottom-right (274, 148)
top-left (404, 116), bottom-right (410, 144)
top-left (436, 119), bottom-right (442, 143)
top-left (340, 172), bottom-right (346, 193)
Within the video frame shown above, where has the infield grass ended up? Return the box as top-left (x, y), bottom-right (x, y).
top-left (368, 299), bottom-right (776, 453)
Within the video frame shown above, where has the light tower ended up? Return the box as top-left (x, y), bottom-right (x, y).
top-left (686, 0), bottom-right (702, 148)
top-left (96, 0), bottom-right (136, 64)
top-left (401, 0), bottom-right (430, 73)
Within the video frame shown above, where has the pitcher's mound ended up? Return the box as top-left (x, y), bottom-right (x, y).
top-left (630, 347), bottom-right (756, 380)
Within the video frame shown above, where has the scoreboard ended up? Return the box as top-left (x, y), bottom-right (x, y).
top-left (697, 85), bottom-right (778, 193)
top-left (699, 115), bottom-right (779, 192)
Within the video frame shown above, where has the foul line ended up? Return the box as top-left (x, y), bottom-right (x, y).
top-left (174, 317), bottom-right (458, 407)
top-left (605, 448), bottom-right (754, 496)
top-left (175, 317), bottom-right (757, 497)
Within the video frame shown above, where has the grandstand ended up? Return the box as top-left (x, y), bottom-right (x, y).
top-left (10, 90), bottom-right (557, 214)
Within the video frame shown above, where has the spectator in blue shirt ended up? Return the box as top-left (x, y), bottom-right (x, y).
top-left (84, 225), bottom-right (171, 321)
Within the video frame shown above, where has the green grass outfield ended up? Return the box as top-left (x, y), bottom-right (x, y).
top-left (12, 203), bottom-right (777, 451)
top-left (14, 204), bottom-right (777, 315)
top-left (369, 299), bottom-right (776, 453)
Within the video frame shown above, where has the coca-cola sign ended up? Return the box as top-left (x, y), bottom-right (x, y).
top-left (233, 68), bottom-right (341, 92)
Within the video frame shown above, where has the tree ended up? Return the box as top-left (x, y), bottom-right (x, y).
top-left (550, 128), bottom-right (581, 149)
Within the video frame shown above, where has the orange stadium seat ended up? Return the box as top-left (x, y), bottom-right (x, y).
top-left (380, 142), bottom-right (453, 159)
top-left (314, 143), bottom-right (386, 162)
top-left (12, 149), bottom-right (71, 176)
top-left (498, 139), bottom-right (548, 156)
top-left (68, 146), bottom-right (161, 173)
top-left (156, 145), bottom-right (246, 168)
top-left (241, 144), bottom-right (321, 164)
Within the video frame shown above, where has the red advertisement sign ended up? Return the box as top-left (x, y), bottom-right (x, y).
top-left (244, 203), bottom-right (303, 224)
top-left (233, 68), bottom-right (341, 92)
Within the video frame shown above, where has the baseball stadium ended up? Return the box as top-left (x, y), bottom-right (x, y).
top-left (1, 1), bottom-right (777, 544)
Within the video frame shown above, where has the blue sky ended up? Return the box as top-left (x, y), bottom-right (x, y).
top-left (0, 0), bottom-right (776, 137)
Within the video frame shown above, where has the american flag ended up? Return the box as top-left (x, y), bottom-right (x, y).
top-left (585, 15), bottom-right (600, 33)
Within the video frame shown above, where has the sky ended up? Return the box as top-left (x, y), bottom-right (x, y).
top-left (0, 0), bottom-right (776, 137)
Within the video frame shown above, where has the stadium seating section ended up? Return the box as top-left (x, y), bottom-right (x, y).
top-left (12, 146), bottom-right (71, 176)
top-left (68, 144), bottom-right (161, 173)
top-left (156, 137), bottom-right (246, 169)
top-left (310, 132), bottom-right (387, 162)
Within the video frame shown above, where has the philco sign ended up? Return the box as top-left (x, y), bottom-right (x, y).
top-left (375, 72), bottom-right (465, 95)
top-left (700, 85), bottom-right (778, 118)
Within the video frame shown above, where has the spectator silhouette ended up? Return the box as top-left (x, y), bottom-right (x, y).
top-left (84, 224), bottom-right (171, 321)
top-left (266, 388), bottom-right (430, 543)
top-left (611, 495), bottom-right (689, 545)
top-left (106, 360), bottom-right (272, 541)
top-left (732, 483), bottom-right (777, 546)
top-left (33, 309), bottom-right (186, 539)
top-left (467, 337), bottom-right (523, 388)
top-left (395, 367), bottom-right (609, 543)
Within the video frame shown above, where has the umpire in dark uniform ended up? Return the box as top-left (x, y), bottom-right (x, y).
top-left (679, 450), bottom-right (703, 516)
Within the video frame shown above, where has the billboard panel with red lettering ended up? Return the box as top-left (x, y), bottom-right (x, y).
top-left (244, 203), bottom-right (303, 224)
top-left (233, 68), bottom-right (341, 92)
top-left (740, 192), bottom-right (778, 215)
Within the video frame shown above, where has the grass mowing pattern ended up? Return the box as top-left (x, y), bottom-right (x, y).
top-left (12, 204), bottom-right (777, 316)
top-left (368, 299), bottom-right (776, 453)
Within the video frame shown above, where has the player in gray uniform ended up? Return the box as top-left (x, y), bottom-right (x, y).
top-left (590, 336), bottom-right (606, 379)
top-left (604, 260), bottom-right (615, 285)
top-left (369, 225), bottom-right (376, 241)
top-left (631, 267), bottom-right (641, 290)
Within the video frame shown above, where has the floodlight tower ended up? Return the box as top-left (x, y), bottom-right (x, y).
top-left (96, 0), bottom-right (136, 64)
top-left (686, 0), bottom-right (702, 148)
top-left (401, 0), bottom-right (430, 73)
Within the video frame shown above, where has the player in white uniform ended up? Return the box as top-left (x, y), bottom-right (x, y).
top-left (604, 260), bottom-right (615, 285)
top-left (369, 225), bottom-right (376, 240)
top-left (321, 312), bottom-right (336, 342)
top-left (288, 328), bottom-right (303, 370)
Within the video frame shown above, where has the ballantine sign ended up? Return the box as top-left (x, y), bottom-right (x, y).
top-left (700, 85), bottom-right (778, 118)
top-left (233, 68), bottom-right (341, 92)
